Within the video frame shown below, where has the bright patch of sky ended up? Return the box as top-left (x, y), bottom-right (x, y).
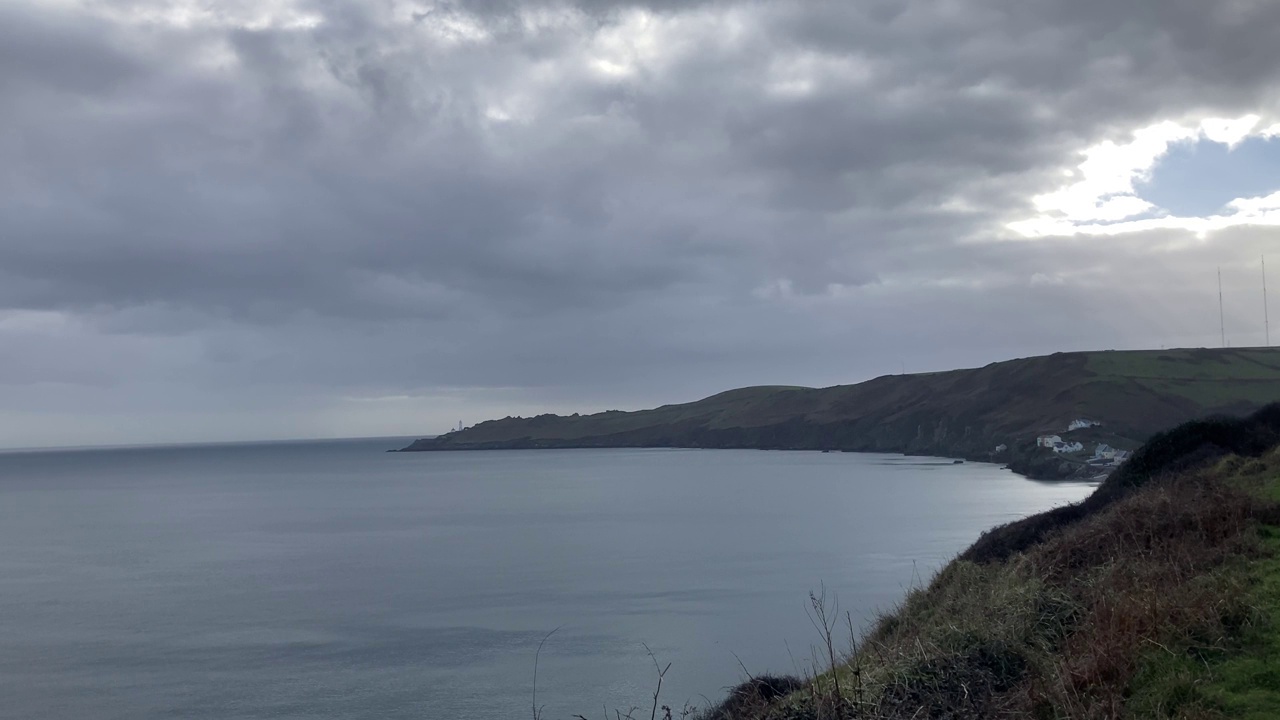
top-left (1009, 115), bottom-right (1280, 237)
top-left (1137, 135), bottom-right (1280, 217)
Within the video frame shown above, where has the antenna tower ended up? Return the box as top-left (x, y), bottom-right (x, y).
top-left (1219, 267), bottom-right (1226, 348)
top-left (1265, 256), bottom-right (1271, 347)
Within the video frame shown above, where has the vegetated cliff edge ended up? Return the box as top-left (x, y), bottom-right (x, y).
top-left (398, 347), bottom-right (1280, 480)
top-left (692, 404), bottom-right (1280, 720)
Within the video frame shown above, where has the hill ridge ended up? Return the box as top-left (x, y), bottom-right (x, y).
top-left (399, 347), bottom-right (1280, 480)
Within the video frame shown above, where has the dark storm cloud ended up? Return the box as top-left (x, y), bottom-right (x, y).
top-left (2, 0), bottom-right (1279, 443)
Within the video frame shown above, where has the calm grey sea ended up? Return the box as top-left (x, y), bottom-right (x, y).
top-left (0, 440), bottom-right (1094, 719)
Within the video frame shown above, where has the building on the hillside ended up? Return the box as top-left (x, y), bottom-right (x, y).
top-left (1094, 443), bottom-right (1117, 460)
top-left (1068, 418), bottom-right (1102, 431)
top-left (1088, 448), bottom-right (1132, 466)
top-left (1052, 441), bottom-right (1084, 454)
top-left (993, 444), bottom-right (1008, 454)
top-left (1037, 434), bottom-right (1063, 448)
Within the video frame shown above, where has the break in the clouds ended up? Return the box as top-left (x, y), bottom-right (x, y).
top-left (2, 0), bottom-right (1280, 446)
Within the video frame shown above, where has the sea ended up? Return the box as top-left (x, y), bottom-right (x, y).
top-left (0, 439), bottom-right (1095, 719)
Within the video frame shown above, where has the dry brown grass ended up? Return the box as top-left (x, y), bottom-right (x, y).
top-left (1020, 470), bottom-right (1267, 720)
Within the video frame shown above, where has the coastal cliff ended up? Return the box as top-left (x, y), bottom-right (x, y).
top-left (400, 347), bottom-right (1280, 480)
top-left (689, 405), bottom-right (1280, 720)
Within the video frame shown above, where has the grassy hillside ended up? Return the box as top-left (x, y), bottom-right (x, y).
top-left (688, 405), bottom-right (1280, 720)
top-left (400, 348), bottom-right (1280, 478)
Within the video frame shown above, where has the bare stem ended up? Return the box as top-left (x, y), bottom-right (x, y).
top-left (533, 626), bottom-right (562, 720)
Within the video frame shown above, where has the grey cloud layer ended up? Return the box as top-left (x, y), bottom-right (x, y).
top-left (2, 0), bottom-right (1279, 442)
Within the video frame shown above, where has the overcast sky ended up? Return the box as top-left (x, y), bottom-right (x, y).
top-left (3, 0), bottom-right (1280, 447)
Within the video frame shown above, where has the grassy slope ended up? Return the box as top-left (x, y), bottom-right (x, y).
top-left (1161, 470), bottom-right (1280, 719)
top-left (402, 349), bottom-right (1280, 464)
top-left (696, 406), bottom-right (1280, 720)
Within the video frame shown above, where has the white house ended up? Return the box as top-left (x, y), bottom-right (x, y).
top-left (1068, 418), bottom-right (1101, 431)
top-left (1037, 434), bottom-right (1063, 448)
top-left (1052, 441), bottom-right (1085, 454)
top-left (1094, 443), bottom-right (1117, 460)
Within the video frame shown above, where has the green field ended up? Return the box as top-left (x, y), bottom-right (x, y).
top-left (1086, 348), bottom-right (1280, 408)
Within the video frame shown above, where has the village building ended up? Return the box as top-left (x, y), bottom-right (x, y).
top-left (1037, 434), bottom-right (1063, 448)
top-left (1068, 418), bottom-right (1102, 431)
top-left (1088, 445), bottom-right (1133, 466)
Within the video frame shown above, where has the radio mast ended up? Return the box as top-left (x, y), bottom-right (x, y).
top-left (1219, 267), bottom-right (1226, 348)
top-left (1265, 256), bottom-right (1271, 347)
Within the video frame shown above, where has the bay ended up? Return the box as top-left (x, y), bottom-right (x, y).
top-left (0, 440), bottom-right (1094, 719)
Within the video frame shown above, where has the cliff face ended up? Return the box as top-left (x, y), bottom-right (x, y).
top-left (399, 347), bottom-right (1280, 479)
